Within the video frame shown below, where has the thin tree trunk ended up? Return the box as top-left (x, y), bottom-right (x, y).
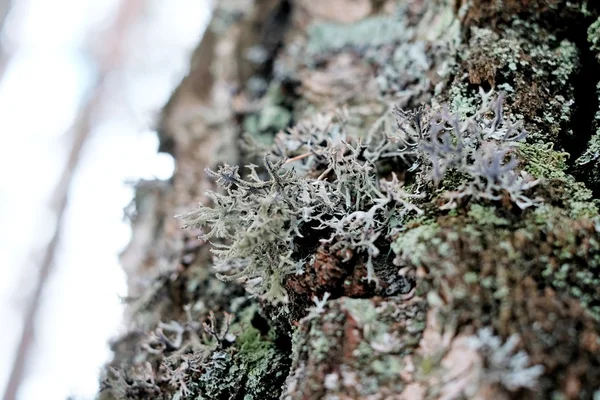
top-left (2, 2), bottom-right (145, 399)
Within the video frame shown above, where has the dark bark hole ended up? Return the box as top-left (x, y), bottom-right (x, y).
top-left (558, 17), bottom-right (600, 196)
top-left (251, 311), bottom-right (271, 336)
top-left (467, 80), bottom-right (492, 94)
top-left (274, 330), bottom-right (293, 353)
top-left (251, 309), bottom-right (292, 352)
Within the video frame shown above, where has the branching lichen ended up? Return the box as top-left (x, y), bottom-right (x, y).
top-left (395, 88), bottom-right (541, 209)
top-left (179, 90), bottom-right (539, 302)
top-left (178, 122), bottom-right (421, 299)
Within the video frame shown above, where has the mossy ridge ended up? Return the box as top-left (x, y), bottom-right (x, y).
top-left (283, 296), bottom-right (427, 399)
top-left (390, 207), bottom-right (600, 397)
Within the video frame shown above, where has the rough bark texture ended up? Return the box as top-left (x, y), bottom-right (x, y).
top-left (100, 1), bottom-right (600, 399)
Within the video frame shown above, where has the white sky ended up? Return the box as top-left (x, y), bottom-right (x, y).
top-left (0, 0), bottom-right (211, 398)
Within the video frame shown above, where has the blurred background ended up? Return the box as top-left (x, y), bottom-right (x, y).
top-left (0, 0), bottom-right (211, 398)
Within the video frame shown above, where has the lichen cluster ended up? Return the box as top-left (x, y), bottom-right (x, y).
top-left (179, 90), bottom-right (541, 305)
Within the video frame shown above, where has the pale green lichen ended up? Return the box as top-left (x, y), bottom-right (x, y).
top-left (589, 16), bottom-right (600, 61)
top-left (178, 108), bottom-right (431, 300)
top-left (306, 15), bottom-right (408, 55)
top-left (467, 204), bottom-right (509, 226)
top-left (391, 221), bottom-right (440, 267)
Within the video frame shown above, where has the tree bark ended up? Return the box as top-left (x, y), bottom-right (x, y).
top-left (100, 1), bottom-right (600, 399)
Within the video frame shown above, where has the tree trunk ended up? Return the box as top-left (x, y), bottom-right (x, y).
top-left (100, 1), bottom-right (600, 399)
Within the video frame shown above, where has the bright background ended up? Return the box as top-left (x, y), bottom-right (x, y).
top-left (0, 0), bottom-right (211, 398)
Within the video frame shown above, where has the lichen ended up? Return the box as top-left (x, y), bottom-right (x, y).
top-left (283, 297), bottom-right (427, 399)
top-left (589, 16), bottom-right (600, 62)
top-left (519, 141), bottom-right (599, 218)
top-left (178, 109), bottom-right (428, 299)
top-left (179, 89), bottom-right (544, 303)
top-left (466, 328), bottom-right (544, 391)
top-left (306, 15), bottom-right (409, 55)
top-left (454, 19), bottom-right (580, 144)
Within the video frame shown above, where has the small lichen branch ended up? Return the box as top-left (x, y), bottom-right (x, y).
top-left (466, 328), bottom-right (544, 392)
top-left (395, 88), bottom-right (541, 209)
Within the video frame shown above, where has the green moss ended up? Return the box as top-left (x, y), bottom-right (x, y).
top-left (194, 305), bottom-right (290, 400)
top-left (391, 211), bottom-right (600, 323)
top-left (517, 142), bottom-right (598, 219)
top-left (517, 142), bottom-right (569, 180)
top-left (196, 345), bottom-right (289, 400)
top-left (237, 327), bottom-right (273, 362)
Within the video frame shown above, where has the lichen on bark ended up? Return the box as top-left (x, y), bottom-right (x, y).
top-left (100, 1), bottom-right (600, 399)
